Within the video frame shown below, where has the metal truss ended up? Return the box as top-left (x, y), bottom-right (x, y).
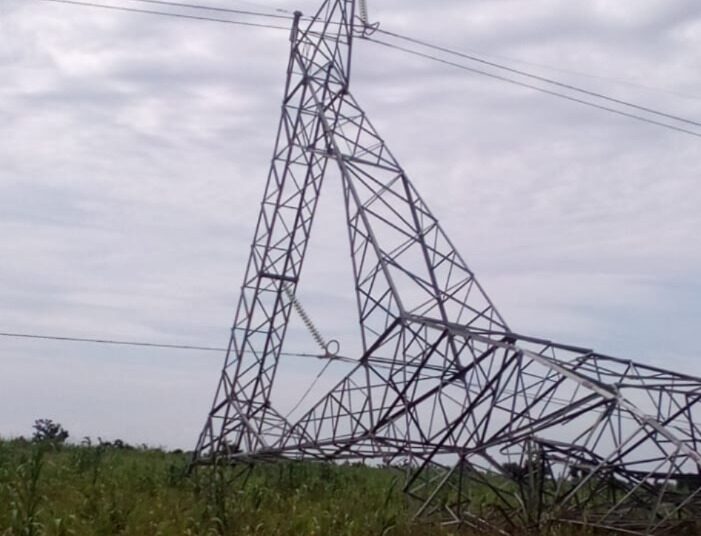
top-left (193, 1), bottom-right (701, 533)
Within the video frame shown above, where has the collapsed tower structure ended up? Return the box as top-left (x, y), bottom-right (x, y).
top-left (193, 1), bottom-right (701, 533)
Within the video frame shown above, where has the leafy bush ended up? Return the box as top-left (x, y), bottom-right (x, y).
top-left (31, 420), bottom-right (69, 445)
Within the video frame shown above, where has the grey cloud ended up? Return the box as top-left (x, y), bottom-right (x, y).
top-left (0, 0), bottom-right (699, 448)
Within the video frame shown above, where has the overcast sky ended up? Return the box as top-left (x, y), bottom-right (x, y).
top-left (1, 0), bottom-right (700, 448)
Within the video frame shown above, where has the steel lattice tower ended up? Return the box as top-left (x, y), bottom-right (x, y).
top-left (193, 2), bottom-right (701, 533)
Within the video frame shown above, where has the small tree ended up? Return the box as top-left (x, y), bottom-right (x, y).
top-left (32, 418), bottom-right (69, 444)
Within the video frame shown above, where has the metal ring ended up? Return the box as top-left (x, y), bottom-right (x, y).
top-left (325, 339), bottom-right (340, 357)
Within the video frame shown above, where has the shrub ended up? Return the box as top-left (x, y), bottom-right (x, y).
top-left (32, 419), bottom-right (69, 445)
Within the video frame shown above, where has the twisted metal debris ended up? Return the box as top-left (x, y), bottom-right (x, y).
top-left (192, 2), bottom-right (701, 533)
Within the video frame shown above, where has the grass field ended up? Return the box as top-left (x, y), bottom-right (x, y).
top-left (0, 437), bottom-right (476, 535)
top-left (0, 437), bottom-right (637, 535)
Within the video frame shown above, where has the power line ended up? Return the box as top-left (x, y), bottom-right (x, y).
top-left (0, 330), bottom-right (348, 362)
top-left (0, 330), bottom-right (638, 422)
top-left (44, 0), bottom-right (701, 129)
top-left (367, 37), bottom-right (701, 139)
top-left (38, 0), bottom-right (291, 31)
top-left (32, 0), bottom-right (701, 137)
top-left (55, 0), bottom-right (701, 107)
top-left (126, 0), bottom-right (292, 20)
top-left (0, 330), bottom-right (463, 379)
top-left (374, 28), bottom-right (701, 129)
top-left (0, 330), bottom-right (227, 352)
top-left (433, 44), bottom-right (701, 103)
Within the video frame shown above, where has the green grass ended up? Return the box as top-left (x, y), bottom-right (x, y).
top-left (0, 438), bottom-right (642, 535)
top-left (0, 438), bottom-right (469, 535)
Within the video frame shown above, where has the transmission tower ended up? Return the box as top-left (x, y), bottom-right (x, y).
top-left (193, 1), bottom-right (701, 533)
